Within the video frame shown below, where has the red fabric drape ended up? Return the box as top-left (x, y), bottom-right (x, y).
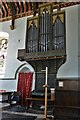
top-left (17, 72), bottom-right (33, 106)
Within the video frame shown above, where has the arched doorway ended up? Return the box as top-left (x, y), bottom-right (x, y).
top-left (17, 64), bottom-right (34, 106)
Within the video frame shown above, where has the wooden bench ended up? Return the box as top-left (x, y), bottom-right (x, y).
top-left (26, 97), bottom-right (54, 101)
top-left (25, 97), bottom-right (55, 110)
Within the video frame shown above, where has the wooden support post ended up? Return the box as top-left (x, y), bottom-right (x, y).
top-left (44, 84), bottom-right (48, 119)
top-left (10, 17), bottom-right (15, 30)
top-left (42, 67), bottom-right (48, 119)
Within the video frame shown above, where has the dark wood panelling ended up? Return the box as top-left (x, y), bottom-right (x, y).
top-left (78, 80), bottom-right (80, 91)
top-left (28, 59), bottom-right (57, 91)
top-left (56, 79), bottom-right (79, 91)
top-left (55, 90), bottom-right (78, 106)
top-left (54, 79), bottom-right (80, 120)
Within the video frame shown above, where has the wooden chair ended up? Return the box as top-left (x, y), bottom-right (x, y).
top-left (9, 91), bottom-right (21, 106)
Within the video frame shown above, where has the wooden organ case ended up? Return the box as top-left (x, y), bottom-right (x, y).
top-left (17, 3), bottom-right (66, 118)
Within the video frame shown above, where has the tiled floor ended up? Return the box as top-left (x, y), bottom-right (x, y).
top-left (0, 102), bottom-right (54, 120)
top-left (0, 102), bottom-right (10, 109)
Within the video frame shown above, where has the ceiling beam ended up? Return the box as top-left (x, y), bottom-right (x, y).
top-left (0, 2), bottom-right (80, 22)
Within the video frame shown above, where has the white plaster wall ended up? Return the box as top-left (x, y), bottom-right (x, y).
top-left (78, 5), bottom-right (80, 77)
top-left (57, 5), bottom-right (78, 78)
top-left (2, 17), bottom-right (27, 78)
top-left (0, 22), bottom-right (2, 31)
top-left (0, 16), bottom-right (35, 91)
top-left (1, 63), bottom-right (35, 91)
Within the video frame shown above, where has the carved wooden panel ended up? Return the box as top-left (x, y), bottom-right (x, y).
top-left (29, 59), bottom-right (64, 91)
top-left (54, 79), bottom-right (80, 120)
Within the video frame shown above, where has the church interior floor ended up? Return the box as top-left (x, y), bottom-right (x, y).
top-left (0, 102), bottom-right (54, 120)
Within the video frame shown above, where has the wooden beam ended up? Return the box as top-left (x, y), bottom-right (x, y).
top-left (0, 2), bottom-right (80, 22)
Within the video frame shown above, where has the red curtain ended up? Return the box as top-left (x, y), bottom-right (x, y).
top-left (17, 72), bottom-right (33, 106)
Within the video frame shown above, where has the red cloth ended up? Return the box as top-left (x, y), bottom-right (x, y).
top-left (17, 72), bottom-right (33, 106)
